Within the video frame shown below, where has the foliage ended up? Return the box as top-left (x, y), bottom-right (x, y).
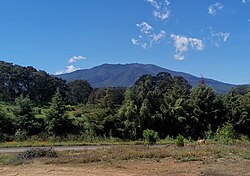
top-left (13, 96), bottom-right (44, 136)
top-left (176, 134), bottom-right (185, 147)
top-left (215, 122), bottom-right (235, 144)
top-left (46, 89), bottom-right (76, 137)
top-left (0, 61), bottom-right (68, 103)
top-left (0, 107), bottom-right (15, 140)
top-left (143, 129), bottom-right (159, 146)
top-left (67, 80), bottom-right (93, 104)
top-left (0, 63), bottom-right (250, 142)
top-left (14, 130), bottom-right (28, 142)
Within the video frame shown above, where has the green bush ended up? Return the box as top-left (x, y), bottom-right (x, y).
top-left (143, 129), bottom-right (159, 147)
top-left (176, 134), bottom-right (184, 147)
top-left (205, 124), bottom-right (215, 140)
top-left (215, 122), bottom-right (235, 144)
top-left (14, 130), bottom-right (28, 142)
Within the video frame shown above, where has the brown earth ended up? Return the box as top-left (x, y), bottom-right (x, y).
top-left (1, 158), bottom-right (250, 176)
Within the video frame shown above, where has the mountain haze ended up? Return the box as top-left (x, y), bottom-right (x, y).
top-left (57, 63), bottom-right (236, 93)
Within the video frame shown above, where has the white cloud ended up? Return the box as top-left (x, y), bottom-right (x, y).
top-left (146, 0), bottom-right (160, 9)
top-left (68, 55), bottom-right (86, 63)
top-left (131, 38), bottom-right (140, 45)
top-left (171, 34), bottom-right (204, 60)
top-left (146, 0), bottom-right (171, 20)
top-left (133, 22), bottom-right (166, 49)
top-left (212, 32), bottom-right (230, 42)
top-left (55, 65), bottom-right (80, 75)
top-left (150, 30), bottom-right (166, 45)
top-left (208, 2), bottom-right (224, 16)
top-left (188, 38), bottom-right (205, 50)
top-left (136, 22), bottom-right (153, 34)
top-left (210, 27), bottom-right (230, 47)
top-left (55, 70), bottom-right (64, 75)
top-left (141, 43), bottom-right (148, 49)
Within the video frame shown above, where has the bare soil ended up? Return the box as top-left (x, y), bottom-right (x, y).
top-left (1, 158), bottom-right (250, 176)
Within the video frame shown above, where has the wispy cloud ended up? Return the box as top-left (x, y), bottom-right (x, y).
top-left (55, 65), bottom-right (80, 75)
top-left (132, 22), bottom-right (166, 48)
top-left (146, 0), bottom-right (171, 20)
top-left (136, 22), bottom-right (153, 34)
top-left (208, 2), bottom-right (224, 16)
top-left (68, 55), bottom-right (86, 63)
top-left (210, 27), bottom-right (230, 47)
top-left (150, 30), bottom-right (166, 45)
top-left (171, 34), bottom-right (204, 60)
top-left (131, 38), bottom-right (140, 45)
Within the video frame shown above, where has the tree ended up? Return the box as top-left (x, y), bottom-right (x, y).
top-left (0, 61), bottom-right (68, 104)
top-left (187, 85), bottom-right (224, 139)
top-left (223, 89), bottom-right (250, 136)
top-left (46, 89), bottom-right (75, 137)
top-left (118, 72), bottom-right (192, 139)
top-left (67, 80), bottom-right (93, 105)
top-left (0, 108), bottom-right (15, 141)
top-left (13, 96), bottom-right (44, 136)
top-left (143, 129), bottom-right (158, 148)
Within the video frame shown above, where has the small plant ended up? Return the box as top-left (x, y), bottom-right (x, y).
top-left (14, 130), bottom-right (28, 142)
top-left (143, 129), bottom-right (159, 148)
top-left (215, 122), bottom-right (235, 144)
top-left (176, 134), bottom-right (184, 147)
top-left (205, 124), bottom-right (215, 140)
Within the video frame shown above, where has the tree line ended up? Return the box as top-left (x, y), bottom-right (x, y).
top-left (0, 61), bottom-right (249, 141)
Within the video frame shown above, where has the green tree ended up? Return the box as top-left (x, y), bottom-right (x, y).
top-left (67, 80), bottom-right (93, 105)
top-left (187, 85), bottom-right (224, 139)
top-left (46, 89), bottom-right (75, 137)
top-left (223, 90), bottom-right (249, 136)
top-left (143, 129), bottom-right (159, 148)
top-left (13, 96), bottom-right (43, 136)
top-left (0, 108), bottom-right (15, 141)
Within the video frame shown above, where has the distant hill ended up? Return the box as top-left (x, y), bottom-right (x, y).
top-left (57, 63), bottom-right (236, 93)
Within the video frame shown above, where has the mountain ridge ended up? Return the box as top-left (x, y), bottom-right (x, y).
top-left (57, 63), bottom-right (236, 93)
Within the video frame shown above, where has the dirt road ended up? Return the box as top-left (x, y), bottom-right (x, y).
top-left (0, 145), bottom-right (111, 153)
top-left (1, 158), bottom-right (250, 176)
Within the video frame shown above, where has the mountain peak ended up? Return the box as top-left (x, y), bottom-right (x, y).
top-left (57, 63), bottom-right (236, 93)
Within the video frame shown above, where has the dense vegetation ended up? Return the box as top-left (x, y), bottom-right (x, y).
top-left (0, 61), bottom-right (249, 142)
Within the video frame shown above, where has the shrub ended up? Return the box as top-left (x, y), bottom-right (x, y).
top-left (14, 130), bottom-right (28, 142)
top-left (143, 129), bottom-right (159, 148)
top-left (176, 134), bottom-right (184, 147)
top-left (16, 148), bottom-right (58, 161)
top-left (215, 122), bottom-right (235, 144)
top-left (205, 124), bottom-right (215, 140)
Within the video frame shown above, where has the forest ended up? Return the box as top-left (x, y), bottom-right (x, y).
top-left (0, 61), bottom-right (250, 142)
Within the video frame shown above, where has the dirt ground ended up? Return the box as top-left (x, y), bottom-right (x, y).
top-left (0, 158), bottom-right (250, 176)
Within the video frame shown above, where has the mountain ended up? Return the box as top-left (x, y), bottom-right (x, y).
top-left (57, 63), bottom-right (236, 93)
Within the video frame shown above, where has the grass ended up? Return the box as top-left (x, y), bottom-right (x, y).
top-left (44, 144), bottom-right (250, 165)
top-left (1, 143), bottom-right (249, 166)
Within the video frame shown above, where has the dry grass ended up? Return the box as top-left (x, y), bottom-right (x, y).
top-left (44, 143), bottom-right (250, 165)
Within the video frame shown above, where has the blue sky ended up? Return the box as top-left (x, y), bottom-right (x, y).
top-left (0, 0), bottom-right (249, 84)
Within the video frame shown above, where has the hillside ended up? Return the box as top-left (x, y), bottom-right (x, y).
top-left (57, 63), bottom-right (236, 93)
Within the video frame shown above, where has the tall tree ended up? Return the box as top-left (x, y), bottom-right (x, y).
top-left (187, 85), bottom-right (224, 138)
top-left (13, 96), bottom-right (44, 136)
top-left (46, 89), bottom-right (75, 136)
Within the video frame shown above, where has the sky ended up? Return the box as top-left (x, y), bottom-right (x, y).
top-left (0, 0), bottom-right (250, 84)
